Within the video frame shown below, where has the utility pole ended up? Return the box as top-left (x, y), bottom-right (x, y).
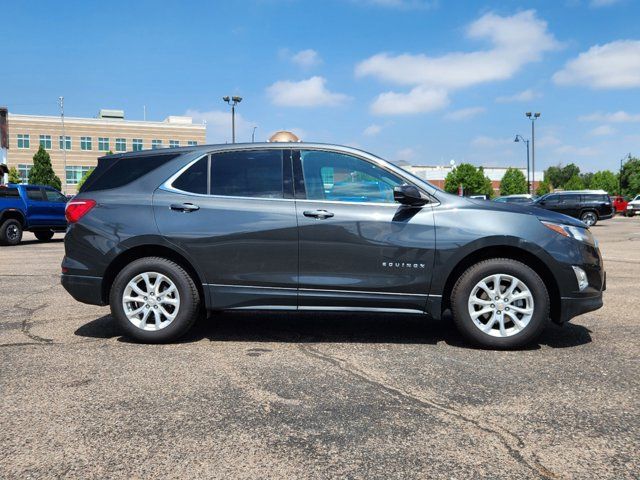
top-left (223, 96), bottom-right (242, 143)
top-left (59, 96), bottom-right (67, 193)
top-left (143, 105), bottom-right (146, 121)
top-left (526, 112), bottom-right (540, 190)
top-left (252, 126), bottom-right (257, 143)
top-left (514, 135), bottom-right (530, 194)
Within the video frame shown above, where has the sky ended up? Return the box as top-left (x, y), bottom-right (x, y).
top-left (3, 0), bottom-right (640, 172)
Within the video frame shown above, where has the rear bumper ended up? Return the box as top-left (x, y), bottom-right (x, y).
top-left (599, 212), bottom-right (614, 220)
top-left (61, 274), bottom-right (105, 306)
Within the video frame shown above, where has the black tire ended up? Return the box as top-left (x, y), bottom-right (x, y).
top-left (0, 219), bottom-right (23, 246)
top-left (451, 258), bottom-right (550, 349)
top-left (580, 210), bottom-right (598, 226)
top-left (34, 230), bottom-right (55, 242)
top-left (109, 257), bottom-right (200, 343)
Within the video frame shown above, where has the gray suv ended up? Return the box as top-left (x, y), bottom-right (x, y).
top-left (61, 143), bottom-right (605, 348)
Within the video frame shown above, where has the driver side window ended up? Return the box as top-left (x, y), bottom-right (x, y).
top-left (300, 150), bottom-right (403, 203)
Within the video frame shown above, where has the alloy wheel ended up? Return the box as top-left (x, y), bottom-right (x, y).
top-left (582, 212), bottom-right (596, 226)
top-left (7, 225), bottom-right (19, 241)
top-left (122, 272), bottom-right (180, 331)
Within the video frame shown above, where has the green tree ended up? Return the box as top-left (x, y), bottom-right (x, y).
top-left (536, 180), bottom-right (551, 196)
top-left (444, 163), bottom-right (493, 198)
top-left (8, 166), bottom-right (22, 184)
top-left (28, 146), bottom-right (61, 190)
top-left (500, 167), bottom-right (528, 195)
top-left (544, 163), bottom-right (581, 190)
top-left (564, 174), bottom-right (584, 191)
top-left (580, 172), bottom-right (594, 189)
top-left (620, 155), bottom-right (640, 196)
top-left (76, 168), bottom-right (94, 190)
top-left (589, 170), bottom-right (618, 194)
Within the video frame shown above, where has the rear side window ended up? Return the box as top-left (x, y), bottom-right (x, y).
top-left (210, 150), bottom-right (283, 198)
top-left (80, 153), bottom-right (180, 193)
top-left (172, 156), bottom-right (208, 194)
top-left (0, 187), bottom-right (19, 198)
top-left (26, 189), bottom-right (44, 201)
top-left (44, 189), bottom-right (67, 202)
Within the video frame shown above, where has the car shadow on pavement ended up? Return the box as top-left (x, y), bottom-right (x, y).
top-left (15, 238), bottom-right (65, 246)
top-left (74, 311), bottom-right (592, 350)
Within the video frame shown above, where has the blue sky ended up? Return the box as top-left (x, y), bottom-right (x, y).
top-left (3, 0), bottom-right (640, 172)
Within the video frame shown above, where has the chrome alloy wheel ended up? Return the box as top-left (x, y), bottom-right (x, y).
top-left (467, 274), bottom-right (534, 338)
top-left (581, 212), bottom-right (597, 226)
top-left (122, 272), bottom-right (180, 331)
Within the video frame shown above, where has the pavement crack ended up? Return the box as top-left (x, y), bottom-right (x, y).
top-left (11, 284), bottom-right (58, 345)
top-left (298, 344), bottom-right (560, 480)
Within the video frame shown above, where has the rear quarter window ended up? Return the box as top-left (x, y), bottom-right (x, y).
top-left (0, 187), bottom-right (20, 198)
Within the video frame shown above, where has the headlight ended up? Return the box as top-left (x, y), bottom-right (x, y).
top-left (541, 221), bottom-right (595, 245)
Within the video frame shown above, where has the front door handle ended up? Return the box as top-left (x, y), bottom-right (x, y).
top-left (170, 203), bottom-right (200, 212)
top-left (303, 209), bottom-right (334, 219)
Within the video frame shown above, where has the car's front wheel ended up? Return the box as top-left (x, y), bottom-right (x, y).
top-left (110, 257), bottom-right (200, 343)
top-left (451, 258), bottom-right (549, 349)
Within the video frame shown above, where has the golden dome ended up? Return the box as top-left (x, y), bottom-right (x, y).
top-left (268, 131), bottom-right (300, 143)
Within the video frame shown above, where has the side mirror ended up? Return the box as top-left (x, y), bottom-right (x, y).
top-left (393, 185), bottom-right (428, 206)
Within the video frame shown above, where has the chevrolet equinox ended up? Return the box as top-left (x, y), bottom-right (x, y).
top-left (61, 143), bottom-right (605, 348)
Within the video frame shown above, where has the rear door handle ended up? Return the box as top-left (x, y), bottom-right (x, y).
top-left (303, 209), bottom-right (334, 219)
top-left (170, 203), bottom-right (200, 212)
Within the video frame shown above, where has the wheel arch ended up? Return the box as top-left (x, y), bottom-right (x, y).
top-left (440, 245), bottom-right (561, 323)
top-left (0, 209), bottom-right (26, 227)
top-left (101, 244), bottom-right (207, 308)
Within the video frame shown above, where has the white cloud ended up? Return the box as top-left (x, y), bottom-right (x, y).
top-left (589, 125), bottom-right (616, 136)
top-left (553, 40), bottom-right (640, 89)
top-left (537, 135), bottom-right (562, 147)
top-left (289, 49), bottom-right (322, 68)
top-left (471, 135), bottom-right (513, 148)
top-left (184, 108), bottom-right (253, 143)
top-left (353, 0), bottom-right (437, 9)
top-left (395, 147), bottom-right (416, 160)
top-left (363, 124), bottom-right (383, 136)
top-left (590, 0), bottom-right (622, 7)
top-left (555, 145), bottom-right (599, 156)
top-left (444, 107), bottom-right (486, 121)
top-left (495, 89), bottom-right (540, 103)
top-left (266, 76), bottom-right (350, 107)
top-left (370, 86), bottom-right (449, 115)
top-left (579, 110), bottom-right (640, 122)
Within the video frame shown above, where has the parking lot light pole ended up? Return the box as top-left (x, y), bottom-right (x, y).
top-left (514, 135), bottom-right (530, 194)
top-left (223, 96), bottom-right (242, 143)
top-left (526, 112), bottom-right (540, 191)
top-left (59, 96), bottom-right (67, 194)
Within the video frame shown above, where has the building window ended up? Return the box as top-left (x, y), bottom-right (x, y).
top-left (17, 134), bottom-right (30, 149)
top-left (59, 135), bottom-right (71, 150)
top-left (115, 138), bottom-right (126, 152)
top-left (98, 137), bottom-right (110, 151)
top-left (151, 139), bottom-right (163, 149)
top-left (187, 140), bottom-right (197, 146)
top-left (169, 140), bottom-right (180, 148)
top-left (18, 164), bottom-right (32, 184)
top-left (132, 139), bottom-right (143, 151)
top-left (39, 135), bottom-right (52, 149)
top-left (81, 137), bottom-right (92, 150)
top-left (66, 166), bottom-right (92, 185)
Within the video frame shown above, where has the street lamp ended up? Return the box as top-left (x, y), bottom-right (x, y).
top-left (222, 96), bottom-right (242, 143)
top-left (514, 134), bottom-right (531, 194)
top-left (252, 126), bottom-right (257, 143)
top-left (59, 96), bottom-right (67, 194)
top-left (525, 112), bottom-right (540, 190)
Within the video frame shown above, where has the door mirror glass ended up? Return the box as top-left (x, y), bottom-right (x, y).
top-left (393, 185), bottom-right (427, 206)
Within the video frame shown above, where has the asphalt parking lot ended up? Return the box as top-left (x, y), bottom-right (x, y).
top-left (1, 217), bottom-right (638, 479)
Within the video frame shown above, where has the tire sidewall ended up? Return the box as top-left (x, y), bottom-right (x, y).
top-left (34, 230), bottom-right (54, 242)
top-left (110, 258), bottom-right (199, 343)
top-left (581, 210), bottom-right (598, 226)
top-left (452, 259), bottom-right (549, 349)
top-left (1, 219), bottom-right (23, 246)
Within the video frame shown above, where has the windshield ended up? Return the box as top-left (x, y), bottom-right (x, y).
top-left (634, 195), bottom-right (640, 201)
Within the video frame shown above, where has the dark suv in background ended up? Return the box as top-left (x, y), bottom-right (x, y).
top-left (534, 191), bottom-right (614, 226)
top-left (61, 144), bottom-right (605, 348)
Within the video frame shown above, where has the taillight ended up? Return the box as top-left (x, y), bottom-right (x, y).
top-left (65, 199), bottom-right (96, 223)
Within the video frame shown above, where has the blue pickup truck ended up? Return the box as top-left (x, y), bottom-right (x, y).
top-left (0, 184), bottom-right (68, 246)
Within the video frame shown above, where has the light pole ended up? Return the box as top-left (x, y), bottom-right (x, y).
top-left (525, 112), bottom-right (540, 190)
top-left (252, 126), bottom-right (257, 143)
top-left (514, 134), bottom-right (530, 194)
top-left (59, 96), bottom-right (67, 193)
top-left (223, 96), bottom-right (242, 143)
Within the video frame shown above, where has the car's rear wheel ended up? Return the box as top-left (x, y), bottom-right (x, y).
top-left (451, 258), bottom-right (549, 349)
top-left (0, 219), bottom-right (23, 246)
top-left (110, 257), bottom-right (200, 343)
top-left (580, 210), bottom-right (598, 226)
top-left (34, 230), bottom-right (55, 242)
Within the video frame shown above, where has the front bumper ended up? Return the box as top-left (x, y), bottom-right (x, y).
top-left (61, 274), bottom-right (105, 306)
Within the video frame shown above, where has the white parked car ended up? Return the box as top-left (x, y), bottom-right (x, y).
top-left (626, 195), bottom-right (640, 217)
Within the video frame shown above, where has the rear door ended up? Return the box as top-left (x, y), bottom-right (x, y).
top-left (293, 148), bottom-right (435, 312)
top-left (153, 149), bottom-right (299, 310)
top-left (42, 187), bottom-right (68, 227)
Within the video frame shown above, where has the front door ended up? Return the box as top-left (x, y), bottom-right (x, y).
top-left (153, 149), bottom-right (298, 310)
top-left (293, 149), bottom-right (435, 312)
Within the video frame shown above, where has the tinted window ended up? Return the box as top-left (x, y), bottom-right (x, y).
top-left (80, 153), bottom-right (180, 193)
top-left (210, 150), bottom-right (283, 198)
top-left (0, 187), bottom-right (19, 198)
top-left (172, 156), bottom-right (208, 194)
top-left (26, 188), bottom-right (44, 201)
top-left (44, 189), bottom-right (67, 202)
top-left (560, 194), bottom-right (580, 205)
top-left (542, 194), bottom-right (559, 205)
top-left (300, 150), bottom-right (403, 203)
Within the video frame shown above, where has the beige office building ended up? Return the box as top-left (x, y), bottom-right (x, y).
top-left (6, 109), bottom-right (206, 192)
